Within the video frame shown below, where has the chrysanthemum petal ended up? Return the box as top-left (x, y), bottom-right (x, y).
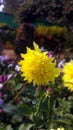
top-left (33, 41), bottom-right (40, 52)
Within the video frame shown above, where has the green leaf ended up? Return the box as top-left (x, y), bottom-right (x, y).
top-left (18, 104), bottom-right (32, 116)
top-left (12, 114), bottom-right (23, 123)
top-left (18, 123), bottom-right (34, 130)
top-left (0, 123), bottom-right (6, 130)
top-left (8, 79), bottom-right (15, 86)
top-left (6, 125), bottom-right (13, 130)
top-left (55, 118), bottom-right (72, 125)
top-left (14, 83), bottom-right (22, 91)
top-left (39, 96), bottom-right (50, 112)
top-left (2, 103), bottom-right (17, 114)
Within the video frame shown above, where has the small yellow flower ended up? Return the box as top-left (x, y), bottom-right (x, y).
top-left (57, 128), bottom-right (65, 130)
top-left (63, 60), bottom-right (73, 91)
top-left (50, 128), bottom-right (64, 130)
top-left (19, 42), bottom-right (59, 86)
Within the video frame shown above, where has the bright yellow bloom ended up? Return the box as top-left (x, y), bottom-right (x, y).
top-left (57, 128), bottom-right (65, 130)
top-left (19, 42), bottom-right (59, 86)
top-left (50, 128), bottom-right (65, 130)
top-left (63, 60), bottom-right (73, 91)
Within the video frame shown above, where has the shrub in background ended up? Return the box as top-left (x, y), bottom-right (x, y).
top-left (14, 23), bottom-right (35, 55)
top-left (34, 25), bottom-right (67, 53)
top-left (0, 23), bottom-right (16, 49)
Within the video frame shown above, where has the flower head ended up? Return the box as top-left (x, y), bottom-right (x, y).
top-left (0, 83), bottom-right (3, 90)
top-left (58, 59), bottom-right (65, 69)
top-left (0, 55), bottom-right (9, 61)
top-left (48, 51), bottom-right (53, 58)
top-left (0, 99), bottom-right (3, 106)
top-left (51, 127), bottom-right (65, 130)
top-left (0, 108), bottom-right (3, 113)
top-left (19, 42), bottom-right (59, 86)
top-left (57, 128), bottom-right (64, 130)
top-left (62, 60), bottom-right (73, 91)
top-left (15, 65), bottom-right (20, 72)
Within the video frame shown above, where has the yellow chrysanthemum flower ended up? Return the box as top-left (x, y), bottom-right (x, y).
top-left (63, 60), bottom-right (73, 91)
top-left (19, 42), bottom-right (59, 86)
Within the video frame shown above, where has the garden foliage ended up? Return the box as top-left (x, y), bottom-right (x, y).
top-left (0, 43), bottom-right (73, 130)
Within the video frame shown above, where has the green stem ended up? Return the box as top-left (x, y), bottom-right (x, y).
top-left (35, 95), bottom-right (43, 115)
top-left (10, 83), bottom-right (26, 103)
